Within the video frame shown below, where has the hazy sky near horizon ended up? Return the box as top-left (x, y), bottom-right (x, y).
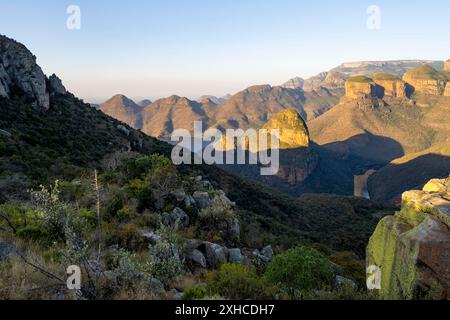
top-left (1, 0), bottom-right (449, 102)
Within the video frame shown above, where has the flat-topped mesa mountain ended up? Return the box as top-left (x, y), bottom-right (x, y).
top-left (0, 35), bottom-right (67, 109)
top-left (343, 73), bottom-right (407, 100)
top-left (367, 176), bottom-right (450, 300)
top-left (343, 76), bottom-right (377, 100)
top-left (372, 73), bottom-right (406, 98)
top-left (100, 94), bottom-right (143, 128)
top-left (403, 64), bottom-right (448, 96)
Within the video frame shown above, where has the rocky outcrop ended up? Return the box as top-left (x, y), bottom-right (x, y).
top-left (320, 71), bottom-right (348, 90)
top-left (344, 76), bottom-right (377, 99)
top-left (444, 60), bottom-right (450, 72)
top-left (262, 108), bottom-right (310, 150)
top-left (403, 65), bottom-right (447, 96)
top-left (367, 176), bottom-right (450, 300)
top-left (282, 76), bottom-right (304, 90)
top-left (48, 74), bottom-right (67, 95)
top-left (444, 82), bottom-right (450, 97)
top-left (303, 72), bottom-right (328, 92)
top-left (0, 35), bottom-right (50, 109)
top-left (372, 73), bottom-right (406, 98)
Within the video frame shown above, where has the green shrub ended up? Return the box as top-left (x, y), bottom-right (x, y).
top-left (265, 246), bottom-right (335, 297)
top-left (183, 286), bottom-right (207, 300)
top-left (17, 224), bottom-right (52, 244)
top-left (329, 251), bottom-right (366, 286)
top-left (206, 263), bottom-right (273, 300)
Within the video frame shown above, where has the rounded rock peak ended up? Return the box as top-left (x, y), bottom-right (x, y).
top-left (263, 108), bottom-right (309, 149)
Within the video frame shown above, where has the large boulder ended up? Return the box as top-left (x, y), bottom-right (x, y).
top-left (367, 176), bottom-right (450, 300)
top-left (187, 249), bottom-right (207, 269)
top-left (163, 207), bottom-right (190, 227)
top-left (228, 248), bottom-right (244, 264)
top-left (193, 191), bottom-right (211, 210)
top-left (202, 242), bottom-right (228, 268)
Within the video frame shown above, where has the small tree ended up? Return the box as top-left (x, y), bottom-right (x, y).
top-left (265, 246), bottom-right (335, 298)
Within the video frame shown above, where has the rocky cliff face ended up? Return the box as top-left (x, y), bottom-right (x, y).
top-left (367, 176), bottom-right (450, 300)
top-left (444, 60), bottom-right (450, 72)
top-left (262, 108), bottom-right (310, 149)
top-left (344, 76), bottom-right (377, 99)
top-left (403, 65), bottom-right (448, 96)
top-left (320, 71), bottom-right (348, 90)
top-left (282, 76), bottom-right (304, 90)
top-left (263, 108), bottom-right (317, 183)
top-left (0, 35), bottom-right (50, 109)
top-left (373, 73), bottom-right (406, 98)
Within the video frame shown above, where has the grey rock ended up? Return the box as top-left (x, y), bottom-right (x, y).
top-left (187, 249), bottom-right (207, 268)
top-left (0, 129), bottom-right (12, 138)
top-left (201, 180), bottom-right (213, 190)
top-left (253, 246), bottom-right (274, 263)
top-left (170, 289), bottom-right (183, 300)
top-left (0, 35), bottom-right (50, 109)
top-left (220, 193), bottom-right (236, 208)
top-left (261, 245), bottom-right (274, 261)
top-left (170, 207), bottom-right (190, 227)
top-left (48, 74), bottom-right (67, 95)
top-left (203, 242), bottom-right (227, 268)
top-left (184, 195), bottom-right (196, 207)
top-left (141, 231), bottom-right (161, 245)
top-left (149, 278), bottom-right (166, 295)
top-left (229, 218), bottom-right (241, 239)
top-left (0, 242), bottom-right (15, 260)
top-left (116, 125), bottom-right (130, 136)
top-left (335, 275), bottom-right (356, 288)
top-left (228, 248), bottom-right (244, 264)
top-left (173, 189), bottom-right (186, 202)
top-left (193, 191), bottom-right (210, 210)
top-left (195, 176), bottom-right (203, 182)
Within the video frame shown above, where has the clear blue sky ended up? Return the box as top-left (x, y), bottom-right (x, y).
top-left (1, 0), bottom-right (449, 102)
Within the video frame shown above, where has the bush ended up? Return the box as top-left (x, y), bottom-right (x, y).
top-left (265, 246), bottom-right (335, 297)
top-left (183, 286), bottom-right (207, 300)
top-left (206, 263), bottom-right (273, 300)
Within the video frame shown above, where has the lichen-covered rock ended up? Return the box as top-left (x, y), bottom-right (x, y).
top-left (367, 176), bottom-right (450, 300)
top-left (0, 35), bottom-right (50, 109)
top-left (402, 65), bottom-right (447, 96)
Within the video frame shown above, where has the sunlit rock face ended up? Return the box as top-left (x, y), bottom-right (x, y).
top-left (372, 73), bottom-right (406, 98)
top-left (403, 65), bottom-right (448, 96)
top-left (367, 175), bottom-right (450, 300)
top-left (344, 76), bottom-right (377, 100)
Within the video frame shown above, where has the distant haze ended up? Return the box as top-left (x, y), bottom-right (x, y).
top-left (1, 0), bottom-right (450, 102)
